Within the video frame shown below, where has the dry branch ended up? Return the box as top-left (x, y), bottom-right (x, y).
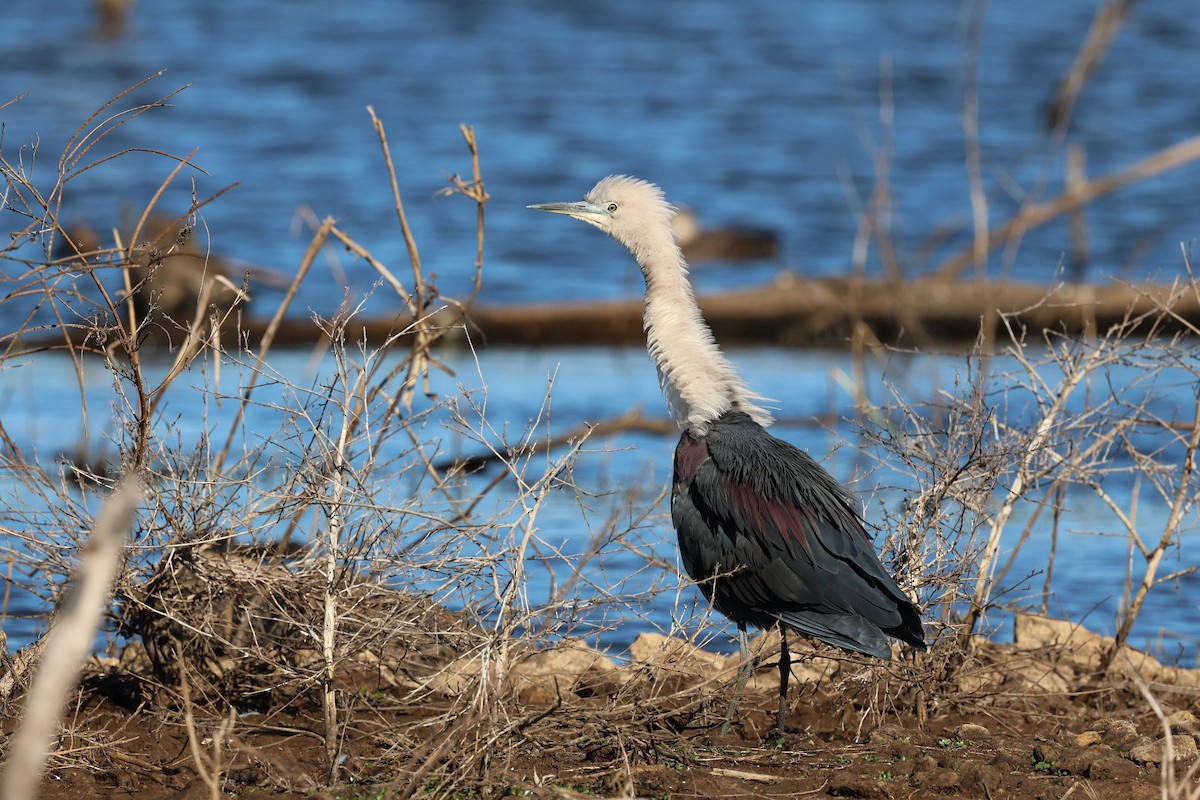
top-left (933, 134), bottom-right (1200, 282)
top-left (1043, 0), bottom-right (1140, 133)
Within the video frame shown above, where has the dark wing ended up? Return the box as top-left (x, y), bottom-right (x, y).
top-left (672, 411), bottom-right (925, 658)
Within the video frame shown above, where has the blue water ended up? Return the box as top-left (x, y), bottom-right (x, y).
top-left (3, 0), bottom-right (1198, 313)
top-left (1, 341), bottom-right (1196, 663)
top-left (1, 2), bottom-right (1199, 660)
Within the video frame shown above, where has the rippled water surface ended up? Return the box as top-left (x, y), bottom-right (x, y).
top-left (4, 0), bottom-right (1199, 308)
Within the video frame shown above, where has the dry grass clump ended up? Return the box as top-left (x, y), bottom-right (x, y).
top-left (119, 544), bottom-right (481, 708)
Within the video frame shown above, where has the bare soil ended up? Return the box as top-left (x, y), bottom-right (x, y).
top-left (15, 617), bottom-right (1199, 800)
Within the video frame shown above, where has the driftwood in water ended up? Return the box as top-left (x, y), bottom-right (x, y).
top-left (416, 275), bottom-right (1200, 349)
top-left (236, 274), bottom-right (1200, 349)
top-left (24, 274), bottom-right (1198, 354)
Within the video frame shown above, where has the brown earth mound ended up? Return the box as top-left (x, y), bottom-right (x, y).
top-left (12, 603), bottom-right (1198, 800)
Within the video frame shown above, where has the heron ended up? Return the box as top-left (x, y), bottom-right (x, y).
top-left (529, 176), bottom-right (926, 734)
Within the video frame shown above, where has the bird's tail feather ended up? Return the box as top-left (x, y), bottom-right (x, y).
top-left (771, 610), bottom-right (896, 660)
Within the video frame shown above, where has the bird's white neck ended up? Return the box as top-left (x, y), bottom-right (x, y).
top-left (630, 230), bottom-right (774, 432)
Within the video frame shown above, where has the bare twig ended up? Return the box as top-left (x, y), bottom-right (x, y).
top-left (179, 659), bottom-right (236, 800)
top-left (213, 216), bottom-right (332, 473)
top-left (1043, 0), bottom-right (1140, 134)
top-left (961, 0), bottom-right (990, 283)
top-left (933, 135), bottom-right (1200, 281)
top-left (1104, 392), bottom-right (1200, 670)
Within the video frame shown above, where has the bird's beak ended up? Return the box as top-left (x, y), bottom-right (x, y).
top-left (527, 200), bottom-right (609, 230)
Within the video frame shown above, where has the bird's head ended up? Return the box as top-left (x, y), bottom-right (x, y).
top-left (528, 175), bottom-right (677, 255)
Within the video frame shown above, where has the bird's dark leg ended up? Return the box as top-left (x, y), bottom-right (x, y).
top-left (775, 622), bottom-right (791, 736)
top-left (719, 622), bottom-right (754, 735)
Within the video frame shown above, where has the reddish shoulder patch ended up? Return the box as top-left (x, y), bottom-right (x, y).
top-left (673, 430), bottom-right (709, 483)
top-left (726, 480), bottom-right (815, 558)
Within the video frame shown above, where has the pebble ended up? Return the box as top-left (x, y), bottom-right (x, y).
top-left (1087, 756), bottom-right (1143, 781)
top-left (1167, 710), bottom-right (1199, 733)
top-left (959, 763), bottom-right (1001, 794)
top-left (1092, 718), bottom-right (1139, 747)
top-left (1054, 746), bottom-right (1099, 776)
top-left (955, 723), bottom-right (991, 739)
top-left (914, 754), bottom-right (939, 773)
top-left (1129, 735), bottom-right (1197, 765)
top-left (867, 724), bottom-right (912, 745)
top-left (913, 768), bottom-right (962, 791)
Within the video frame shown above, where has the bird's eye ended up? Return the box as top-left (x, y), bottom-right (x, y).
top-left (606, 202), bottom-right (619, 213)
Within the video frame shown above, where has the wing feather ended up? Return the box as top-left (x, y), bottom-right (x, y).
top-left (672, 411), bottom-right (925, 657)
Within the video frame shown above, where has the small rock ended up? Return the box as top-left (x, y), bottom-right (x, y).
top-left (428, 653), bottom-right (484, 695)
top-left (912, 769), bottom-right (962, 791)
top-left (1091, 718), bottom-right (1139, 747)
top-left (1012, 614), bottom-right (1106, 671)
top-left (826, 777), bottom-right (879, 798)
top-left (1167, 710), bottom-right (1199, 734)
top-left (514, 643), bottom-right (618, 697)
top-left (1054, 746), bottom-right (1099, 776)
top-left (1159, 667), bottom-right (1200, 690)
top-left (226, 766), bottom-right (267, 785)
top-left (516, 683), bottom-right (558, 706)
top-left (628, 633), bottom-right (727, 674)
top-left (1107, 646), bottom-right (1168, 683)
top-left (1074, 730), bottom-right (1104, 747)
top-left (956, 668), bottom-right (1005, 695)
top-left (627, 632), bottom-right (729, 693)
top-left (1089, 717), bottom-right (1135, 732)
top-left (1010, 664), bottom-right (1072, 694)
top-left (960, 763), bottom-right (1001, 794)
top-left (913, 755), bottom-right (939, 774)
top-left (1013, 613), bottom-right (1075, 648)
top-left (955, 723), bottom-right (991, 739)
top-left (1129, 735), bottom-right (1197, 765)
top-left (886, 741), bottom-right (921, 762)
top-left (1087, 756), bottom-right (1143, 781)
top-left (1126, 735), bottom-right (1155, 752)
top-left (867, 724), bottom-right (912, 745)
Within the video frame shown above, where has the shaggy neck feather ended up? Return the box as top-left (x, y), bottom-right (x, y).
top-left (627, 228), bottom-right (774, 432)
